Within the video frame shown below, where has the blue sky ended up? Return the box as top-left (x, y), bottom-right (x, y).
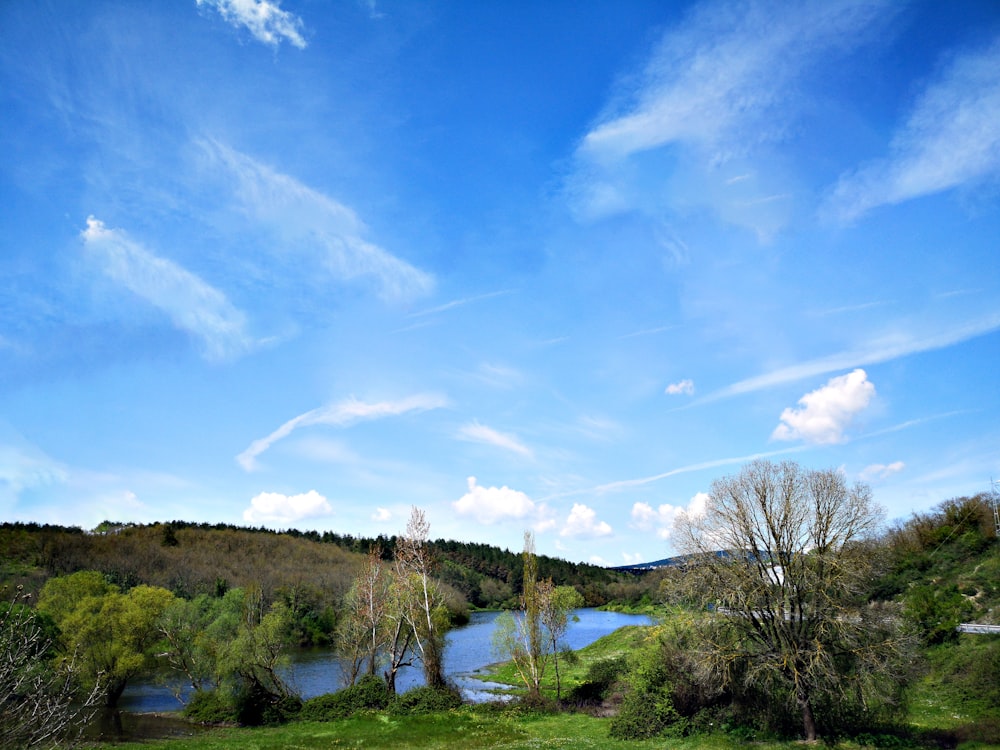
top-left (2, 0), bottom-right (999, 566)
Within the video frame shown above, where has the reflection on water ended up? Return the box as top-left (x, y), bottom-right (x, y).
top-left (114, 608), bottom-right (652, 736)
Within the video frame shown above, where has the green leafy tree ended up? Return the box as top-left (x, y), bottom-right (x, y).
top-left (38, 573), bottom-right (176, 707)
top-left (157, 594), bottom-right (224, 699)
top-left (672, 460), bottom-right (914, 741)
top-left (540, 582), bottom-right (584, 700)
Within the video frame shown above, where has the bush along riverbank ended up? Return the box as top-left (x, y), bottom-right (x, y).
top-left (84, 620), bottom-right (1000, 750)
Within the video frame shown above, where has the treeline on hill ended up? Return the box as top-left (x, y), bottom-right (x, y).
top-left (0, 519), bottom-right (649, 634)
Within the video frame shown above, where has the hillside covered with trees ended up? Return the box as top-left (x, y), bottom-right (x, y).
top-left (2, 475), bottom-right (998, 748)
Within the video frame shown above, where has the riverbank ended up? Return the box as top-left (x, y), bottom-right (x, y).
top-left (82, 623), bottom-right (1000, 750)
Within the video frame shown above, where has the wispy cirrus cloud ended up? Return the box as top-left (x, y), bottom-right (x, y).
top-left (197, 0), bottom-right (307, 49)
top-left (408, 290), bottom-right (514, 318)
top-left (569, 0), bottom-right (895, 234)
top-left (236, 393), bottom-right (448, 471)
top-left (198, 139), bottom-right (433, 303)
top-left (81, 217), bottom-right (253, 361)
top-left (701, 312), bottom-right (1000, 403)
top-left (457, 421), bottom-right (533, 459)
top-left (859, 461), bottom-right (905, 482)
top-left (772, 368), bottom-right (875, 445)
top-left (543, 446), bottom-right (804, 502)
top-left (825, 35), bottom-right (1000, 222)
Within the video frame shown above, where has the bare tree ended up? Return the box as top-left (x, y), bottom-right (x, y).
top-left (673, 460), bottom-right (913, 742)
top-left (395, 507), bottom-right (447, 688)
top-left (491, 531), bottom-right (555, 701)
top-left (0, 587), bottom-right (100, 749)
top-left (338, 547), bottom-right (390, 685)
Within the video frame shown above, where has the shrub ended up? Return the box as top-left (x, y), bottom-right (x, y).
top-left (299, 674), bottom-right (391, 721)
top-left (183, 689), bottom-right (236, 724)
top-left (609, 683), bottom-right (686, 740)
top-left (608, 641), bottom-right (687, 740)
top-left (390, 684), bottom-right (464, 714)
top-left (234, 682), bottom-right (301, 726)
top-left (567, 655), bottom-right (627, 704)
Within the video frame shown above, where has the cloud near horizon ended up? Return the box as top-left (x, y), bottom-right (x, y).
top-left (631, 492), bottom-right (709, 539)
top-left (772, 368), bottom-right (875, 445)
top-left (452, 476), bottom-right (539, 525)
top-left (243, 489), bottom-right (331, 525)
top-left (237, 394), bottom-right (448, 471)
top-left (859, 461), bottom-right (906, 482)
top-left (561, 503), bottom-right (613, 539)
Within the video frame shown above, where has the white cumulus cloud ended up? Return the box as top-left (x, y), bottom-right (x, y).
top-left (457, 422), bottom-right (533, 458)
top-left (372, 507), bottom-right (392, 522)
top-left (81, 217), bottom-right (253, 361)
top-left (243, 489), bottom-right (331, 525)
top-left (452, 477), bottom-right (537, 525)
top-left (665, 379), bottom-right (695, 396)
top-left (237, 393), bottom-right (448, 471)
top-left (561, 503), bottom-right (613, 539)
top-left (197, 0), bottom-right (307, 49)
top-left (771, 368), bottom-right (875, 445)
top-left (631, 492), bottom-right (709, 539)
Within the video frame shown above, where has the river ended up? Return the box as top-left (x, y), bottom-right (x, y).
top-left (119, 608), bottom-right (653, 713)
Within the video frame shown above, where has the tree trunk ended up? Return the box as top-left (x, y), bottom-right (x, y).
top-left (105, 677), bottom-right (128, 708)
top-left (552, 646), bottom-right (562, 701)
top-left (797, 689), bottom-right (817, 742)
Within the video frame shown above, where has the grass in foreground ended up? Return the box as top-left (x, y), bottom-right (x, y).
top-left (83, 708), bottom-right (1000, 750)
top-left (85, 627), bottom-right (1000, 750)
top-left (80, 709), bottom-right (815, 750)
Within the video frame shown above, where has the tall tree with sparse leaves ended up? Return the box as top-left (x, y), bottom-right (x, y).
top-left (395, 507), bottom-right (447, 689)
top-left (672, 459), bottom-right (914, 742)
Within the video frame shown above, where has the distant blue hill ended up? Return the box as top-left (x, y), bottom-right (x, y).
top-left (611, 550), bottom-right (736, 572)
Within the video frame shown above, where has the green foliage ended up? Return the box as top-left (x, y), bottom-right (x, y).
top-left (38, 573), bottom-right (177, 707)
top-left (566, 655), bottom-right (627, 703)
top-left (903, 584), bottom-right (975, 645)
top-left (608, 657), bottom-right (685, 739)
top-left (389, 684), bottom-right (464, 714)
top-left (608, 621), bottom-right (699, 740)
top-left (183, 689), bottom-right (237, 724)
top-left (234, 681), bottom-right (302, 726)
top-left (299, 674), bottom-right (392, 721)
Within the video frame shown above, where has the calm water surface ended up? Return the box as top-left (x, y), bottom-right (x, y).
top-left (120, 608), bottom-right (652, 714)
